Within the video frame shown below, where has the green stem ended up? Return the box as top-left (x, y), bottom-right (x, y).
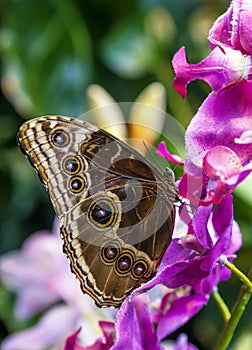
top-left (212, 291), bottom-right (231, 323)
top-left (224, 261), bottom-right (252, 289)
top-left (214, 265), bottom-right (252, 350)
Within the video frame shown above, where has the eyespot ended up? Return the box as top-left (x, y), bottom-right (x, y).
top-left (63, 156), bottom-right (82, 175)
top-left (51, 129), bottom-right (69, 147)
top-left (116, 253), bottom-right (133, 275)
top-left (88, 199), bottom-right (117, 228)
top-left (100, 242), bottom-right (121, 264)
top-left (69, 176), bottom-right (85, 193)
top-left (132, 260), bottom-right (148, 279)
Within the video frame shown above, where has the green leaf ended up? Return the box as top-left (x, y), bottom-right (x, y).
top-left (235, 174), bottom-right (252, 206)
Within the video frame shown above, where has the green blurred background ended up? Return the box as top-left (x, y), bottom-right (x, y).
top-left (0, 0), bottom-right (251, 349)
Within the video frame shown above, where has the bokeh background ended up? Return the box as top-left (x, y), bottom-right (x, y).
top-left (0, 0), bottom-right (251, 349)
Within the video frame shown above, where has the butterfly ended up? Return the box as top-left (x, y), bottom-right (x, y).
top-left (17, 115), bottom-right (178, 307)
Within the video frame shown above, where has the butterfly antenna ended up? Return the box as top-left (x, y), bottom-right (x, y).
top-left (174, 197), bottom-right (197, 216)
top-left (142, 140), bottom-right (166, 175)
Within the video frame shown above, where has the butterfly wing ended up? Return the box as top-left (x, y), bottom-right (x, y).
top-left (18, 115), bottom-right (177, 307)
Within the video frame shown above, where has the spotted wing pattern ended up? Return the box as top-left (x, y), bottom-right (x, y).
top-left (17, 115), bottom-right (178, 307)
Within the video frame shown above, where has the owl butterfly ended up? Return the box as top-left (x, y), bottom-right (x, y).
top-left (17, 116), bottom-right (178, 308)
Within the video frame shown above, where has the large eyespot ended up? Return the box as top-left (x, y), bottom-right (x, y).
top-left (51, 129), bottom-right (69, 147)
top-left (63, 156), bottom-right (82, 175)
top-left (100, 241), bottom-right (121, 264)
top-left (69, 176), bottom-right (85, 193)
top-left (88, 199), bottom-right (117, 228)
top-left (132, 259), bottom-right (148, 279)
top-left (116, 253), bottom-right (133, 275)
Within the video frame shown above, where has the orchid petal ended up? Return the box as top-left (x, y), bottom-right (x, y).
top-left (112, 294), bottom-right (161, 350)
top-left (173, 46), bottom-right (252, 98)
top-left (157, 141), bottom-right (184, 165)
top-left (185, 80), bottom-right (252, 167)
top-left (2, 305), bottom-right (80, 350)
top-left (156, 292), bottom-right (208, 340)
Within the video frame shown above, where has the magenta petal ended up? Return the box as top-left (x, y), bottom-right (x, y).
top-left (203, 146), bottom-right (242, 179)
top-left (156, 293), bottom-right (208, 340)
top-left (111, 298), bottom-right (134, 350)
top-left (172, 47), bottom-right (192, 98)
top-left (217, 0), bottom-right (252, 54)
top-left (112, 294), bottom-right (161, 350)
top-left (136, 239), bottom-right (196, 290)
top-left (212, 194), bottom-right (233, 240)
top-left (185, 80), bottom-right (252, 167)
top-left (157, 141), bottom-right (184, 165)
top-left (230, 164), bottom-right (252, 186)
top-left (135, 257), bottom-right (208, 295)
top-left (208, 3), bottom-right (233, 48)
top-left (201, 195), bottom-right (233, 271)
top-left (172, 45), bottom-right (252, 97)
top-left (64, 328), bottom-right (83, 350)
top-left (132, 295), bottom-right (160, 350)
top-left (192, 205), bottom-right (213, 249)
top-left (239, 1), bottom-right (252, 54)
top-left (178, 172), bottom-right (205, 206)
top-left (63, 322), bottom-right (115, 350)
top-left (161, 239), bottom-right (195, 266)
top-left (235, 130), bottom-right (252, 144)
top-left (201, 146), bottom-right (252, 204)
top-left (226, 220), bottom-right (242, 255)
top-left (163, 258), bottom-right (209, 288)
top-left (193, 265), bottom-right (231, 296)
top-left (208, 0), bottom-right (252, 54)
top-left (98, 321), bottom-right (115, 348)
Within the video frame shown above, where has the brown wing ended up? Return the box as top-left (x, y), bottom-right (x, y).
top-left (18, 115), bottom-right (177, 307)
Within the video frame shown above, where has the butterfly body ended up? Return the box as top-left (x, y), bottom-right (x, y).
top-left (18, 116), bottom-right (178, 307)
